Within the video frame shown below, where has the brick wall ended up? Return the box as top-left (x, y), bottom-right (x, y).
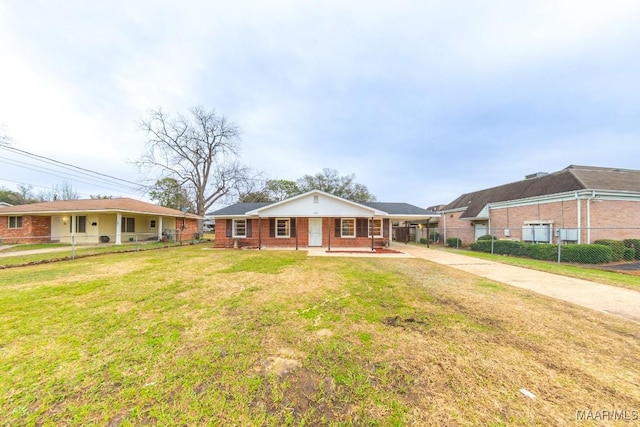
top-left (442, 199), bottom-right (640, 245)
top-left (0, 215), bottom-right (52, 244)
top-left (215, 217), bottom-right (390, 249)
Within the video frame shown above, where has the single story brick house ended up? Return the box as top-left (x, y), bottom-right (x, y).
top-left (209, 190), bottom-right (438, 249)
top-left (0, 198), bottom-right (203, 245)
top-left (439, 165), bottom-right (640, 246)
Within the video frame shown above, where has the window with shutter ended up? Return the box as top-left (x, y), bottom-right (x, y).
top-left (341, 218), bottom-right (356, 238)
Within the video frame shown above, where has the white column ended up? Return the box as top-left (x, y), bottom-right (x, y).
top-left (157, 216), bottom-right (163, 240)
top-left (116, 213), bottom-right (122, 245)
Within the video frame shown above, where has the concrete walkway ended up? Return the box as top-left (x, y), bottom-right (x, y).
top-left (391, 243), bottom-right (640, 323)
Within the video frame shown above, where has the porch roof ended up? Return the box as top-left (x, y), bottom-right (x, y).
top-left (0, 198), bottom-right (204, 219)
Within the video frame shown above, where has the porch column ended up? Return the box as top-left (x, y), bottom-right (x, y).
top-left (116, 213), bottom-right (122, 245)
top-left (371, 217), bottom-right (374, 251)
top-left (295, 218), bottom-right (298, 250)
top-left (70, 215), bottom-right (76, 239)
top-left (157, 216), bottom-right (163, 241)
top-left (258, 218), bottom-right (262, 249)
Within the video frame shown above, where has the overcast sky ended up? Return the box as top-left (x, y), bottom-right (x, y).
top-left (1, 0), bottom-right (639, 209)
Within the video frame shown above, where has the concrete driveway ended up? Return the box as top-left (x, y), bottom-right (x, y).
top-left (391, 243), bottom-right (640, 323)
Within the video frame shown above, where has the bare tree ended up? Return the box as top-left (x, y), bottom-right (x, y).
top-left (136, 106), bottom-right (254, 216)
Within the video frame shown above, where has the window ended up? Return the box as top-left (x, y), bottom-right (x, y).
top-left (369, 219), bottom-right (382, 237)
top-left (233, 219), bottom-right (246, 237)
top-left (341, 218), bottom-right (356, 238)
top-left (313, 195), bottom-right (319, 203)
top-left (150, 220), bottom-right (157, 229)
top-left (8, 216), bottom-right (22, 229)
top-left (276, 218), bottom-right (290, 238)
top-left (71, 216), bottom-right (87, 233)
top-left (121, 217), bottom-right (135, 233)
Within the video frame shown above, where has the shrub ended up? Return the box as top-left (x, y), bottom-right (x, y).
top-left (521, 243), bottom-right (557, 261)
top-left (470, 239), bottom-right (525, 256)
top-left (477, 235), bottom-right (495, 241)
top-left (446, 237), bottom-right (461, 248)
top-left (623, 248), bottom-right (636, 261)
top-left (623, 239), bottom-right (640, 259)
top-left (429, 231), bottom-right (440, 243)
top-left (419, 238), bottom-right (428, 244)
top-left (593, 239), bottom-right (626, 261)
top-left (561, 244), bottom-right (613, 264)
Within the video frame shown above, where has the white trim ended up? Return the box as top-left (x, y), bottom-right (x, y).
top-left (246, 190), bottom-right (385, 217)
top-left (368, 218), bottom-right (383, 238)
top-left (233, 219), bottom-right (247, 238)
top-left (275, 218), bottom-right (290, 238)
top-left (341, 218), bottom-right (356, 238)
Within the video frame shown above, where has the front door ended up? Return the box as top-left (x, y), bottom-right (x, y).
top-left (474, 223), bottom-right (487, 241)
top-left (308, 218), bottom-right (322, 246)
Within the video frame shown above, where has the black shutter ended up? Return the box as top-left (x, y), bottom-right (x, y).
top-left (226, 220), bottom-right (232, 238)
top-left (246, 219), bottom-right (252, 237)
top-left (290, 218), bottom-right (296, 237)
top-left (383, 219), bottom-right (390, 237)
top-left (269, 218), bottom-right (275, 237)
top-left (335, 218), bottom-right (341, 237)
top-left (356, 218), bottom-right (367, 237)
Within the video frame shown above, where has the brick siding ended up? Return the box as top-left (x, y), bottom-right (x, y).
top-left (0, 215), bottom-right (52, 244)
top-left (215, 217), bottom-right (390, 249)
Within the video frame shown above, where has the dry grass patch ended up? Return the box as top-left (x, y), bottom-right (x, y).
top-left (0, 247), bottom-right (638, 426)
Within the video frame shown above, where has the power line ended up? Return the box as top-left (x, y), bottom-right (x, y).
top-left (0, 157), bottom-right (136, 193)
top-left (0, 144), bottom-right (143, 188)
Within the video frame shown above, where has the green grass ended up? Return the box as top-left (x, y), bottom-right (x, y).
top-left (0, 240), bottom-right (200, 268)
top-left (1, 246), bottom-right (639, 426)
top-left (434, 245), bottom-right (640, 290)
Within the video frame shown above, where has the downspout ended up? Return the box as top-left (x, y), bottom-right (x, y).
top-left (258, 217), bottom-right (262, 250)
top-left (586, 190), bottom-right (596, 244)
top-left (295, 217), bottom-right (298, 250)
top-left (575, 192), bottom-right (581, 244)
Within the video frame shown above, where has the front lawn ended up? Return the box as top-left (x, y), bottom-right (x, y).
top-left (1, 246), bottom-right (638, 426)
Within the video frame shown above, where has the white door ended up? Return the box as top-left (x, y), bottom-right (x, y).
top-left (308, 218), bottom-right (323, 246)
top-left (474, 223), bottom-right (487, 241)
top-left (51, 216), bottom-right (61, 242)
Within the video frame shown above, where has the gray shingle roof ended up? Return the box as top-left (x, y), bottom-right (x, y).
top-left (208, 201), bottom-right (433, 216)
top-left (361, 202), bottom-right (433, 215)
top-left (442, 165), bottom-right (640, 219)
top-left (208, 202), bottom-right (272, 216)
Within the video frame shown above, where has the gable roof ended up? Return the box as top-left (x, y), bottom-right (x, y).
top-left (0, 198), bottom-right (204, 219)
top-left (209, 190), bottom-right (436, 218)
top-left (441, 165), bottom-right (640, 219)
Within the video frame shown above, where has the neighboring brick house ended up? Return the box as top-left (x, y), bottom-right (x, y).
top-left (439, 165), bottom-right (640, 246)
top-left (0, 198), bottom-right (203, 245)
top-left (209, 190), bottom-right (437, 249)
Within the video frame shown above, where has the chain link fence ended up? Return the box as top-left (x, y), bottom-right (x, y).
top-left (423, 226), bottom-right (640, 265)
top-left (0, 229), bottom-right (206, 261)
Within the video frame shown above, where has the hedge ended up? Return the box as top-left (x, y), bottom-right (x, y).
top-left (470, 240), bottom-right (614, 264)
top-left (446, 237), bottom-right (462, 248)
top-left (593, 239), bottom-right (626, 262)
top-left (623, 239), bottom-right (640, 260)
top-left (560, 244), bottom-right (613, 264)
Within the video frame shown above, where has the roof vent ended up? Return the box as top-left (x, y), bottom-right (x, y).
top-left (525, 172), bottom-right (548, 179)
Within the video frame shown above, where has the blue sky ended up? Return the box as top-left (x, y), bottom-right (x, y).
top-left (1, 0), bottom-right (639, 208)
